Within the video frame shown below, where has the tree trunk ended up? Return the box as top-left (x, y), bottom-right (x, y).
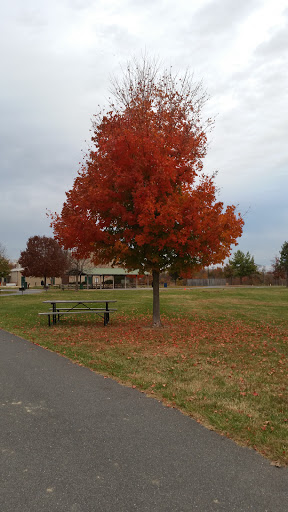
top-left (286, 270), bottom-right (288, 288)
top-left (152, 269), bottom-right (162, 327)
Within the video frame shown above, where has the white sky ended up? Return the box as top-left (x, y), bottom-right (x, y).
top-left (0, 0), bottom-right (287, 267)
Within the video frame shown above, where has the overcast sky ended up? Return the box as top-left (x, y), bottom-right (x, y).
top-left (1, 0), bottom-right (287, 268)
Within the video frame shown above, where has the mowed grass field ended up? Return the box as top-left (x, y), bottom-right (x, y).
top-left (0, 286), bottom-right (287, 465)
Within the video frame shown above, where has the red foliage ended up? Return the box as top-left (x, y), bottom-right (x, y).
top-left (19, 235), bottom-right (68, 285)
top-left (52, 64), bottom-right (243, 276)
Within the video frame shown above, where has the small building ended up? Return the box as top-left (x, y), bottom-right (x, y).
top-left (68, 267), bottom-right (150, 289)
top-left (7, 265), bottom-right (62, 288)
top-left (6, 264), bottom-right (150, 289)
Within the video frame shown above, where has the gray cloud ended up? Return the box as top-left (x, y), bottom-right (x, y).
top-left (191, 0), bottom-right (261, 35)
top-left (0, 0), bottom-right (287, 266)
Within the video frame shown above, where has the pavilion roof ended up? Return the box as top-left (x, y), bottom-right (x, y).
top-left (84, 267), bottom-right (147, 276)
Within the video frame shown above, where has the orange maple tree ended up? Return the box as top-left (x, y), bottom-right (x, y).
top-left (52, 59), bottom-right (244, 326)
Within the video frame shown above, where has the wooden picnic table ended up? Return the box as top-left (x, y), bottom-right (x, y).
top-left (39, 299), bottom-right (117, 326)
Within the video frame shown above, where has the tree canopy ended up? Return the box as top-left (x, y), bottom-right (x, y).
top-left (271, 256), bottom-right (285, 283)
top-left (0, 244), bottom-right (11, 280)
top-left (19, 236), bottom-right (68, 286)
top-left (52, 58), bottom-right (243, 325)
top-left (228, 250), bottom-right (258, 284)
top-left (279, 241), bottom-right (288, 287)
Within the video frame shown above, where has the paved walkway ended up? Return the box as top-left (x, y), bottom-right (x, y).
top-left (0, 289), bottom-right (43, 296)
top-left (0, 329), bottom-right (287, 512)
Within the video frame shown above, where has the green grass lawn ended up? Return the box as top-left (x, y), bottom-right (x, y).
top-left (1, 286), bottom-right (287, 465)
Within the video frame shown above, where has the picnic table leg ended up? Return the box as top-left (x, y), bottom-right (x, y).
top-left (52, 303), bottom-right (57, 325)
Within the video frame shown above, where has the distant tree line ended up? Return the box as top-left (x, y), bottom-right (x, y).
top-left (165, 247), bottom-right (288, 287)
top-left (271, 241), bottom-right (288, 287)
top-left (2, 237), bottom-right (288, 288)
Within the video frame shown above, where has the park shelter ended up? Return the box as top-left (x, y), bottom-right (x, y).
top-left (82, 267), bottom-right (150, 289)
top-left (5, 263), bottom-right (150, 289)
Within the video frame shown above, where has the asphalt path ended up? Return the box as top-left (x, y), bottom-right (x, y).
top-left (0, 289), bottom-right (43, 296)
top-left (1, 329), bottom-right (287, 512)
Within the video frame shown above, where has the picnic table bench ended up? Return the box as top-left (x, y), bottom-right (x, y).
top-left (39, 300), bottom-right (117, 326)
